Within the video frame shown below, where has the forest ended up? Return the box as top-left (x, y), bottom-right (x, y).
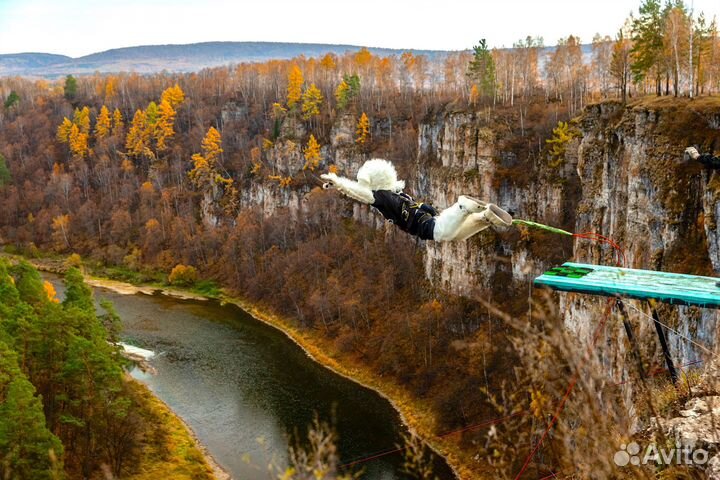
top-left (0, 0), bottom-right (719, 478)
top-left (0, 260), bottom-right (217, 479)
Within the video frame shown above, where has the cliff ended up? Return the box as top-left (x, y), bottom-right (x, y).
top-left (230, 95), bottom-right (720, 382)
top-left (231, 96), bottom-right (720, 476)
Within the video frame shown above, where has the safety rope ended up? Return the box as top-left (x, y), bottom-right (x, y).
top-left (623, 302), bottom-right (714, 355)
top-left (513, 219), bottom-right (627, 267)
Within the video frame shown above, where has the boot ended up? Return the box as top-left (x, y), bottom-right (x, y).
top-left (483, 203), bottom-right (513, 227)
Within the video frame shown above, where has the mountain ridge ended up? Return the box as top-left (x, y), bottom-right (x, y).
top-left (0, 41), bottom-right (456, 77)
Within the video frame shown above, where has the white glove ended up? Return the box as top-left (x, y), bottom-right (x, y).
top-left (685, 146), bottom-right (700, 160)
top-left (320, 173), bottom-right (337, 189)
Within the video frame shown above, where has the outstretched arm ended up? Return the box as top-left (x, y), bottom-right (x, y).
top-left (320, 173), bottom-right (375, 204)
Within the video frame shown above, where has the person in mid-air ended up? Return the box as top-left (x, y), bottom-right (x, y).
top-left (685, 146), bottom-right (720, 168)
top-left (320, 159), bottom-right (513, 242)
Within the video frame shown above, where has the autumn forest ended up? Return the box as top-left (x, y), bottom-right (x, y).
top-left (1, 0), bottom-right (720, 478)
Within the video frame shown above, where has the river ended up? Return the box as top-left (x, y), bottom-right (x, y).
top-left (51, 277), bottom-right (455, 479)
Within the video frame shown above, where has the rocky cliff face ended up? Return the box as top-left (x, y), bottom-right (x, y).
top-left (234, 98), bottom-right (720, 375)
top-left (226, 98), bottom-right (720, 476)
top-left (414, 100), bottom-right (720, 371)
top-left (413, 110), bottom-right (577, 298)
top-left (415, 99), bottom-right (720, 475)
top-left (566, 100), bottom-right (720, 368)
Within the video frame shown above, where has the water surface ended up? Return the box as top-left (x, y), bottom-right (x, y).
top-left (51, 278), bottom-right (455, 479)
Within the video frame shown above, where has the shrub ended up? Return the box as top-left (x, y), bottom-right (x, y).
top-left (65, 253), bottom-right (82, 269)
top-left (168, 264), bottom-right (198, 287)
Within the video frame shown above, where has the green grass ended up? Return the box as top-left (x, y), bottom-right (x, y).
top-left (191, 280), bottom-right (221, 298)
top-left (93, 264), bottom-right (165, 285)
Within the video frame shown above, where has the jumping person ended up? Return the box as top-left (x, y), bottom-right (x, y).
top-left (685, 146), bottom-right (720, 169)
top-left (320, 159), bottom-right (513, 242)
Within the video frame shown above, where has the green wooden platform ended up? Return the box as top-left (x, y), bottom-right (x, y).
top-left (534, 262), bottom-right (720, 309)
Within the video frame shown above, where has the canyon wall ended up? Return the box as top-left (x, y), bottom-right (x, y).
top-left (229, 98), bottom-right (720, 378)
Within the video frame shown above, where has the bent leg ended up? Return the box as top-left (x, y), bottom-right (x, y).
top-left (437, 203), bottom-right (513, 242)
top-left (432, 196), bottom-right (486, 241)
top-left (452, 212), bottom-right (496, 241)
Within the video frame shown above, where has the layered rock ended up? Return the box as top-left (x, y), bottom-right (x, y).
top-left (228, 97), bottom-right (720, 375)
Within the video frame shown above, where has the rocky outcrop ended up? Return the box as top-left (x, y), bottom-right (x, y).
top-left (414, 99), bottom-right (719, 366)
top-left (565, 100), bottom-right (720, 368)
top-left (413, 109), bottom-right (576, 298)
top-left (416, 99), bottom-right (720, 477)
top-left (654, 358), bottom-right (720, 478)
top-left (228, 97), bottom-right (720, 373)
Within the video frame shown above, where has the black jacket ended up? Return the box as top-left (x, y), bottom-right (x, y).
top-left (699, 153), bottom-right (720, 169)
top-left (371, 190), bottom-right (436, 240)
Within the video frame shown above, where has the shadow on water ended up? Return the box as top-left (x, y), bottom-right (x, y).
top-left (50, 275), bottom-right (456, 480)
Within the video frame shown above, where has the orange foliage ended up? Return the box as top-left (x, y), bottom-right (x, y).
top-left (355, 112), bottom-right (370, 146)
top-left (168, 264), bottom-right (198, 286)
top-left (43, 281), bottom-right (60, 303)
top-left (303, 134), bottom-right (322, 171)
top-left (286, 65), bottom-right (304, 109)
top-left (95, 105), bottom-right (111, 139)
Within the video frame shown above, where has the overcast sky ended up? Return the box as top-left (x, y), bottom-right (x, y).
top-left (1, 0), bottom-right (718, 57)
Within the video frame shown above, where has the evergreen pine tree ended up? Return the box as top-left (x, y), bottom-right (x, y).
top-left (0, 340), bottom-right (64, 480)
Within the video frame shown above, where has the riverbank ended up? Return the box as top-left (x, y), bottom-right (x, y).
top-left (3, 253), bottom-right (466, 478)
top-left (0, 253), bottom-right (228, 480)
top-left (222, 296), bottom-right (467, 479)
top-left (124, 377), bottom-right (229, 480)
top-left (84, 276), bottom-right (467, 478)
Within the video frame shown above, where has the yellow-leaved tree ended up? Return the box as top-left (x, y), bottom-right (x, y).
top-left (152, 85), bottom-right (185, 153)
top-left (73, 106), bottom-right (91, 134)
top-left (56, 107), bottom-right (91, 156)
top-left (125, 109), bottom-right (150, 158)
top-left (112, 108), bottom-right (124, 134)
top-left (95, 105), bottom-right (111, 139)
top-left (155, 99), bottom-right (176, 152)
top-left (355, 112), bottom-right (370, 146)
top-left (287, 65), bottom-right (304, 109)
top-left (189, 126), bottom-right (224, 188)
top-left (353, 47), bottom-right (372, 69)
top-left (320, 53), bottom-right (336, 71)
top-left (68, 124), bottom-right (89, 157)
top-left (546, 121), bottom-right (579, 167)
top-left (303, 134), bottom-right (321, 171)
top-left (469, 84), bottom-right (480, 106)
top-left (189, 127), bottom-right (238, 218)
top-left (161, 84), bottom-right (185, 108)
top-left (301, 84), bottom-right (323, 120)
top-left (104, 76), bottom-right (117, 102)
top-left (168, 264), bottom-right (198, 286)
top-left (43, 281), bottom-right (60, 303)
top-left (56, 117), bottom-right (73, 143)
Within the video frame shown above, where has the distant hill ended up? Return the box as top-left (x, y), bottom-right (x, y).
top-left (0, 53), bottom-right (72, 74)
top-left (0, 41), bottom-right (454, 78)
